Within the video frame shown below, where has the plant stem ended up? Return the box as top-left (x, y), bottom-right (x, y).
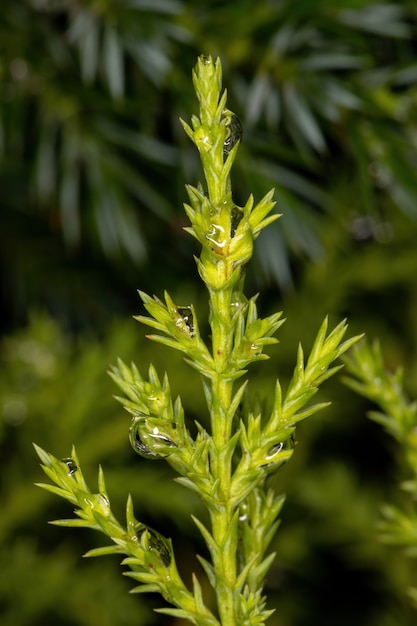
top-left (35, 53), bottom-right (364, 626)
top-left (210, 505), bottom-right (237, 626)
top-left (209, 286), bottom-right (238, 624)
top-left (189, 55), bottom-right (242, 624)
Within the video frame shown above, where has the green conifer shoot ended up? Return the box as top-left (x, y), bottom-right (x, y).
top-left (35, 55), bottom-right (362, 626)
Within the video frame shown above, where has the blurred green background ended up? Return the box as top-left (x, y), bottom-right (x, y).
top-left (1, 1), bottom-right (417, 624)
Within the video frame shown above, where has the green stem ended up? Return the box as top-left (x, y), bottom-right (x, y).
top-left (210, 287), bottom-right (234, 445)
top-left (209, 287), bottom-right (238, 625)
top-left (210, 505), bottom-right (237, 626)
top-left (201, 151), bottom-right (226, 207)
top-left (210, 289), bottom-right (232, 364)
top-left (192, 54), bottom-right (243, 625)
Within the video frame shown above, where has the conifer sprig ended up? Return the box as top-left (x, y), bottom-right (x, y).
top-left (35, 55), bottom-right (361, 625)
top-left (343, 340), bottom-right (417, 605)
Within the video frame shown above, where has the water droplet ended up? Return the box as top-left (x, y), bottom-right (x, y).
top-left (194, 127), bottom-right (212, 152)
top-left (230, 292), bottom-right (247, 315)
top-left (258, 436), bottom-right (295, 470)
top-left (222, 109), bottom-right (243, 155)
top-left (129, 418), bottom-right (162, 460)
top-left (200, 134), bottom-right (211, 150)
top-left (265, 442), bottom-right (284, 460)
top-left (206, 223), bottom-right (226, 253)
top-left (250, 343), bottom-right (262, 356)
top-left (136, 526), bottom-right (171, 567)
top-left (60, 458), bottom-right (78, 475)
top-left (230, 206), bottom-right (244, 237)
top-left (238, 502), bottom-right (248, 522)
top-left (200, 55), bottom-right (212, 65)
top-left (82, 493), bottom-right (110, 516)
top-left (175, 306), bottom-right (194, 336)
top-left (148, 424), bottom-right (177, 448)
top-left (129, 417), bottom-right (177, 460)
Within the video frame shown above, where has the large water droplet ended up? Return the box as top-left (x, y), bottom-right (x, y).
top-left (148, 424), bottom-right (177, 448)
top-left (223, 110), bottom-right (243, 155)
top-left (129, 417), bottom-right (177, 460)
top-left (175, 306), bottom-right (194, 336)
top-left (129, 418), bottom-right (163, 460)
top-left (136, 526), bottom-right (171, 567)
top-left (60, 458), bottom-right (78, 475)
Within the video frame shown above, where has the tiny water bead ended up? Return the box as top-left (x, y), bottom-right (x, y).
top-left (258, 436), bottom-right (295, 470)
top-left (60, 458), bottom-right (78, 475)
top-left (222, 109), bottom-right (243, 155)
top-left (205, 196), bottom-right (244, 248)
top-left (230, 206), bottom-right (244, 237)
top-left (230, 292), bottom-right (247, 316)
top-left (265, 442), bottom-right (285, 459)
top-left (238, 502), bottom-right (248, 522)
top-left (194, 127), bottom-right (212, 153)
top-left (206, 223), bottom-right (226, 253)
top-left (82, 493), bottom-right (111, 517)
top-left (250, 343), bottom-right (262, 357)
top-left (175, 306), bottom-right (195, 336)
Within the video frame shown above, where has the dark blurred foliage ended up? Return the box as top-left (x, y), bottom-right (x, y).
top-left (1, 0), bottom-right (417, 624)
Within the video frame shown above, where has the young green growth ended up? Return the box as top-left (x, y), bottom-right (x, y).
top-left (35, 55), bottom-right (361, 625)
top-left (343, 341), bottom-right (417, 606)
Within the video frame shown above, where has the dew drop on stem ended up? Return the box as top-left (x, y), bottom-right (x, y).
top-left (129, 417), bottom-right (177, 460)
top-left (258, 436), bottom-right (295, 470)
top-left (60, 458), bottom-right (78, 475)
top-left (230, 206), bottom-right (244, 237)
top-left (222, 109), bottom-right (243, 155)
top-left (250, 343), bottom-right (262, 357)
top-left (146, 423), bottom-right (177, 449)
top-left (136, 525), bottom-right (172, 567)
top-left (265, 442), bottom-right (285, 460)
top-left (238, 502), bottom-right (248, 522)
top-left (129, 418), bottom-right (163, 460)
top-left (206, 223), bottom-right (226, 253)
top-left (175, 306), bottom-right (195, 336)
top-left (82, 493), bottom-right (111, 517)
